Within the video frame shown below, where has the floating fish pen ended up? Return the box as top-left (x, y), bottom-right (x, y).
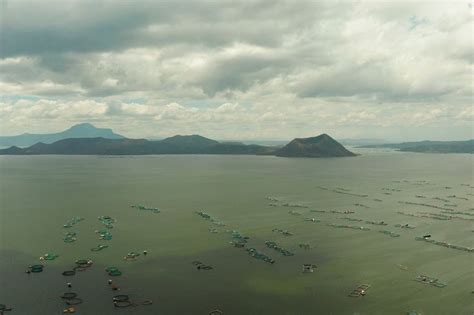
top-left (41, 253), bottom-right (59, 260)
top-left (365, 220), bottom-right (388, 226)
top-left (226, 229), bottom-right (250, 248)
top-left (304, 218), bottom-right (320, 223)
top-left (447, 195), bottom-right (469, 201)
top-left (63, 232), bottom-right (77, 243)
top-left (450, 215), bottom-right (474, 222)
top-left (96, 230), bottom-right (112, 241)
top-left (265, 241), bottom-right (294, 256)
top-left (382, 188), bottom-right (402, 192)
top-left (228, 230), bottom-right (250, 243)
top-left (317, 186), bottom-right (368, 197)
top-left (418, 212), bottom-right (474, 222)
top-left (288, 210), bottom-right (302, 216)
top-left (91, 244), bottom-right (108, 252)
top-left (327, 223), bottom-right (370, 231)
top-left (397, 211), bottom-right (451, 221)
top-left (414, 275), bottom-right (447, 288)
top-left (398, 201), bottom-right (452, 211)
top-left (415, 237), bottom-right (473, 253)
top-left (230, 239), bottom-right (246, 248)
top-left (311, 210), bottom-right (355, 214)
top-left (432, 197), bottom-right (449, 202)
top-left (211, 220), bottom-right (226, 226)
top-left (443, 204), bottom-right (457, 208)
top-left (63, 217), bottom-right (84, 228)
top-left (302, 264), bottom-right (316, 273)
top-left (131, 204), bottom-right (160, 213)
top-left (317, 186), bottom-right (330, 191)
top-left (282, 203), bottom-right (309, 209)
top-left (246, 248), bottom-right (275, 264)
top-left (299, 243), bottom-right (311, 250)
top-left (397, 264), bottom-right (409, 271)
top-left (354, 203), bottom-right (370, 208)
top-left (98, 216), bottom-right (116, 229)
top-left (272, 228), bottom-right (293, 236)
top-left (402, 180), bottom-right (430, 186)
top-left (106, 266), bottom-right (122, 277)
top-left (348, 284), bottom-right (370, 297)
top-left (196, 211), bottom-right (211, 219)
top-left (340, 217), bottom-right (364, 222)
top-left (194, 261), bottom-right (213, 270)
top-left (196, 211), bottom-right (226, 225)
top-left (124, 251), bottom-right (141, 261)
top-left (441, 210), bottom-right (474, 217)
top-left (418, 212), bottom-right (451, 220)
top-left (28, 264), bottom-right (44, 273)
top-left (379, 230), bottom-right (400, 237)
top-left (394, 224), bottom-right (415, 229)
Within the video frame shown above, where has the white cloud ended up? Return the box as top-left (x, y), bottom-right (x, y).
top-left (0, 0), bottom-right (472, 140)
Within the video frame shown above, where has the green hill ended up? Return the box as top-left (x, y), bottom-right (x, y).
top-left (0, 131), bottom-right (354, 158)
top-left (275, 134), bottom-right (356, 157)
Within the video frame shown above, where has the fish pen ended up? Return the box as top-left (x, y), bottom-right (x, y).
top-left (348, 284), bottom-right (371, 297)
top-left (414, 275), bottom-right (447, 288)
top-left (265, 241), bottom-right (294, 256)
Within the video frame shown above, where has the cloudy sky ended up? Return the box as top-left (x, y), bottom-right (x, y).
top-left (0, 0), bottom-right (472, 141)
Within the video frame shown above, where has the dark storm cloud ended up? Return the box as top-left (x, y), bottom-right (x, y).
top-left (0, 0), bottom-right (322, 57)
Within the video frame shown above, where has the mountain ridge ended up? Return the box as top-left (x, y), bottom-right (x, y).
top-left (0, 133), bottom-right (354, 157)
top-left (358, 140), bottom-right (474, 153)
top-left (0, 123), bottom-right (125, 147)
top-left (275, 134), bottom-right (356, 157)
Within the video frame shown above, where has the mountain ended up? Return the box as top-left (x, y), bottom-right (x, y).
top-left (359, 140), bottom-right (474, 154)
top-left (0, 123), bottom-right (125, 147)
top-left (0, 135), bottom-right (273, 155)
top-left (0, 133), bottom-right (353, 157)
top-left (275, 134), bottom-right (356, 157)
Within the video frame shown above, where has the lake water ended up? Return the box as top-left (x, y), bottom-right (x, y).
top-left (0, 150), bottom-right (473, 314)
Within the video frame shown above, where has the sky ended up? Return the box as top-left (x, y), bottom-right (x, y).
top-left (0, 0), bottom-right (472, 141)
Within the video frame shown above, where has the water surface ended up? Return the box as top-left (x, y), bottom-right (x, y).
top-left (0, 151), bottom-right (473, 314)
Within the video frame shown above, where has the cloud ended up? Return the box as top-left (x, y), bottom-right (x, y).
top-left (0, 0), bottom-right (472, 140)
top-left (1, 98), bottom-right (471, 141)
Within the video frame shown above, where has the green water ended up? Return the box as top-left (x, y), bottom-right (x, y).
top-left (0, 151), bottom-right (473, 314)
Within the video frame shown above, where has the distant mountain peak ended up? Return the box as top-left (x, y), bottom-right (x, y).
top-left (161, 134), bottom-right (219, 147)
top-left (68, 123), bottom-right (97, 130)
top-left (0, 123), bottom-right (125, 148)
top-left (275, 133), bottom-right (355, 157)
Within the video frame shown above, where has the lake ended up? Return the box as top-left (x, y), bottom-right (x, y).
top-left (0, 150), bottom-right (473, 314)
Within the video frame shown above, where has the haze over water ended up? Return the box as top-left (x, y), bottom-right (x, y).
top-left (1, 149), bottom-right (473, 314)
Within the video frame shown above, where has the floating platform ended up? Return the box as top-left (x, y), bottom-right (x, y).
top-left (348, 284), bottom-right (371, 297)
top-left (414, 275), bottom-right (447, 288)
